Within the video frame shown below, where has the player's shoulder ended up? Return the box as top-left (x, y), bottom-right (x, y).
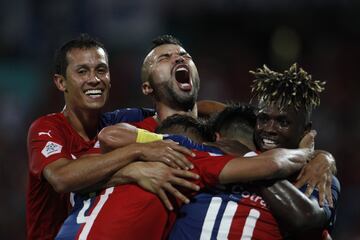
top-left (29, 113), bottom-right (64, 129)
top-left (28, 113), bottom-right (69, 140)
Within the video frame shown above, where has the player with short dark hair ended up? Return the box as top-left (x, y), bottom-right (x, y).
top-left (210, 103), bottom-right (257, 153)
top-left (156, 114), bottom-right (214, 143)
top-left (54, 33), bottom-right (108, 77)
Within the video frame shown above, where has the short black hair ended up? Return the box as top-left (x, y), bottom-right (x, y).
top-left (54, 33), bottom-right (108, 76)
top-left (150, 34), bottom-right (183, 50)
top-left (210, 103), bottom-right (257, 139)
top-left (156, 114), bottom-right (213, 142)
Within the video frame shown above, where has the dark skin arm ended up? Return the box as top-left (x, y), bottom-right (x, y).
top-left (216, 131), bottom-right (335, 237)
top-left (295, 150), bottom-right (336, 207)
top-left (256, 179), bottom-right (327, 238)
top-left (256, 151), bottom-right (335, 238)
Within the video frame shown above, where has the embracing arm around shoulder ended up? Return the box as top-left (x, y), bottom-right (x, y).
top-left (218, 147), bottom-right (312, 184)
top-left (43, 143), bottom-right (144, 193)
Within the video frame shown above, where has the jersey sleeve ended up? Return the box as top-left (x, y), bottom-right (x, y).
top-left (192, 154), bottom-right (234, 188)
top-left (100, 108), bottom-right (155, 128)
top-left (27, 118), bottom-right (71, 179)
top-left (164, 134), bottom-right (231, 187)
top-left (299, 175), bottom-right (340, 232)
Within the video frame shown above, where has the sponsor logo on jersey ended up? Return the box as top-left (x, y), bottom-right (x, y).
top-left (229, 185), bottom-right (268, 208)
top-left (38, 130), bottom-right (52, 138)
top-left (41, 141), bottom-right (62, 158)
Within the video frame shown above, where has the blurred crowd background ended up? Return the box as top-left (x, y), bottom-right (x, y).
top-left (0, 0), bottom-right (359, 239)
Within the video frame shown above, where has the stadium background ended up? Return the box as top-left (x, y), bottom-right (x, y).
top-left (0, 0), bottom-right (359, 239)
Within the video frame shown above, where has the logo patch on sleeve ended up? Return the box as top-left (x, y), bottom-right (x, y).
top-left (41, 141), bottom-right (63, 158)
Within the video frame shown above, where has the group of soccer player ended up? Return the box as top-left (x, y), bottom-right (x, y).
top-left (27, 34), bottom-right (340, 240)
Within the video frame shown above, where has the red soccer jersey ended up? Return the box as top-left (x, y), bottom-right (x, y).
top-left (56, 149), bottom-right (234, 240)
top-left (27, 113), bottom-right (100, 240)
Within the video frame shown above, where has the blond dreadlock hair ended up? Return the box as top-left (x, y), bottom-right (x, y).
top-left (250, 63), bottom-right (326, 112)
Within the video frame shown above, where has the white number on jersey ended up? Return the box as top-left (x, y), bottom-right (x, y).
top-left (200, 197), bottom-right (260, 239)
top-left (76, 187), bottom-right (114, 240)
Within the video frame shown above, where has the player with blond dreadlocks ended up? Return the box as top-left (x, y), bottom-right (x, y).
top-left (251, 63), bottom-right (340, 239)
top-left (169, 64), bottom-right (338, 240)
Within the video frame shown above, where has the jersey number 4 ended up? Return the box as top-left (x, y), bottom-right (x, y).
top-left (200, 197), bottom-right (260, 240)
top-left (76, 187), bottom-right (114, 239)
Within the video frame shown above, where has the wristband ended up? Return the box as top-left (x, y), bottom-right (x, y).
top-left (136, 128), bottom-right (163, 143)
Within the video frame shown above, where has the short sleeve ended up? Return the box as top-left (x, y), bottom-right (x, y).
top-left (192, 154), bottom-right (234, 188)
top-left (27, 118), bottom-right (71, 179)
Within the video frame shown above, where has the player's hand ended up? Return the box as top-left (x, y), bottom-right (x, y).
top-left (121, 161), bottom-right (200, 210)
top-left (294, 151), bottom-right (334, 207)
top-left (137, 140), bottom-right (195, 170)
top-left (298, 130), bottom-right (316, 151)
top-left (298, 130), bottom-right (316, 164)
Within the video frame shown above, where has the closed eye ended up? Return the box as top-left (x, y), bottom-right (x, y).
top-left (158, 54), bottom-right (170, 61)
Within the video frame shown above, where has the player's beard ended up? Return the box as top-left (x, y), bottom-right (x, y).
top-left (153, 80), bottom-right (199, 112)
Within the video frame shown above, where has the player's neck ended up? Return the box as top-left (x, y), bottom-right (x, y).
top-left (155, 101), bottom-right (197, 122)
top-left (62, 106), bottom-right (100, 141)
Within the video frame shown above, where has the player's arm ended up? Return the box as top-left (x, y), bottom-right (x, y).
top-left (219, 147), bottom-right (312, 184)
top-left (43, 141), bottom-right (193, 193)
top-left (98, 123), bottom-right (194, 170)
top-left (97, 124), bottom-right (201, 210)
top-left (105, 161), bottom-right (201, 210)
top-left (252, 136), bottom-right (336, 236)
top-left (257, 180), bottom-right (327, 237)
top-left (257, 174), bottom-right (340, 239)
top-left (219, 130), bottom-right (315, 184)
top-left (98, 123), bottom-right (138, 153)
top-left (255, 151), bottom-right (338, 237)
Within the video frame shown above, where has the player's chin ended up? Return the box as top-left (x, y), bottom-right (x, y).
top-left (85, 99), bottom-right (107, 110)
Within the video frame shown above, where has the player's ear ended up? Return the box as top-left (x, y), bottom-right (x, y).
top-left (54, 74), bottom-right (67, 92)
top-left (142, 81), bottom-right (153, 95)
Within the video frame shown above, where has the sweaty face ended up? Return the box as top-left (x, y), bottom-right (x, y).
top-left (64, 47), bottom-right (110, 111)
top-left (254, 102), bottom-right (308, 152)
top-left (144, 44), bottom-right (200, 111)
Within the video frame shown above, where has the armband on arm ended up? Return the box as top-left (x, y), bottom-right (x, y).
top-left (136, 129), bottom-right (164, 143)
